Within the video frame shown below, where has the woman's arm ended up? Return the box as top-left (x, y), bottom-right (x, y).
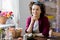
top-left (42, 16), bottom-right (50, 37)
top-left (25, 17), bottom-right (34, 33)
top-left (27, 20), bottom-right (34, 33)
top-left (26, 16), bottom-right (38, 33)
top-left (27, 16), bottom-right (36, 33)
top-left (33, 33), bottom-right (44, 37)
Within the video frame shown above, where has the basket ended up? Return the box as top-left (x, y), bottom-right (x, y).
top-left (0, 16), bottom-right (8, 24)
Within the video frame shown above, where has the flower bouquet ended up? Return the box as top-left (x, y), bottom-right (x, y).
top-left (0, 11), bottom-right (13, 24)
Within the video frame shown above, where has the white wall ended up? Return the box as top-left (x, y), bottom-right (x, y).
top-left (0, 0), bottom-right (2, 10)
top-left (12, 0), bottom-right (20, 28)
top-left (2, 0), bottom-right (13, 11)
top-left (19, 0), bottom-right (32, 35)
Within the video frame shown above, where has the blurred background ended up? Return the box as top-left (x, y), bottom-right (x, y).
top-left (0, 0), bottom-right (60, 40)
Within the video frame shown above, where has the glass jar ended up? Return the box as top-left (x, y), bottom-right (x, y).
top-left (5, 28), bottom-right (13, 40)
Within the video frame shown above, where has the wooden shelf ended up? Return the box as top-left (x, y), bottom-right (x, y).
top-left (44, 1), bottom-right (57, 8)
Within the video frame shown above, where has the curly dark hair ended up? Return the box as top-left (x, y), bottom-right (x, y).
top-left (29, 1), bottom-right (46, 19)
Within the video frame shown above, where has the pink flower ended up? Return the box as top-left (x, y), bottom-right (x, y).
top-left (0, 11), bottom-right (13, 18)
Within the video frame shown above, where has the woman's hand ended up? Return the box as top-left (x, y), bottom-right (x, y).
top-left (27, 16), bottom-right (39, 33)
top-left (27, 16), bottom-right (38, 33)
top-left (31, 16), bottom-right (38, 23)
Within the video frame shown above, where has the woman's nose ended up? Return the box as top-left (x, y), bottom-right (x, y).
top-left (34, 10), bottom-right (37, 13)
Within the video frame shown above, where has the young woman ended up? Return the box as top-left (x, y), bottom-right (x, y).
top-left (25, 1), bottom-right (50, 40)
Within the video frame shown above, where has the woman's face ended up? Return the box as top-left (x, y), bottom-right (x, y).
top-left (32, 4), bottom-right (41, 17)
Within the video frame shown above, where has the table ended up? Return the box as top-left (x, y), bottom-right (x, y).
top-left (24, 33), bottom-right (60, 40)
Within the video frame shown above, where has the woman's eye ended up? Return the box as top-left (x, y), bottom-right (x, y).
top-left (32, 9), bottom-right (35, 10)
top-left (36, 9), bottom-right (39, 10)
